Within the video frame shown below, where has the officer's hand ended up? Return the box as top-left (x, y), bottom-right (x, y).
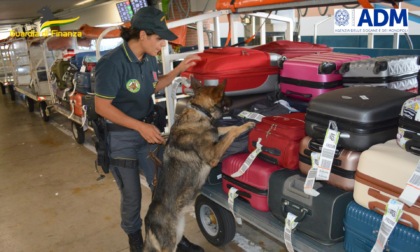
top-left (178, 54), bottom-right (201, 72)
top-left (137, 123), bottom-right (165, 144)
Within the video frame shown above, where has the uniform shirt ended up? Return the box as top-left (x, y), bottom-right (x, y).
top-left (95, 41), bottom-right (159, 120)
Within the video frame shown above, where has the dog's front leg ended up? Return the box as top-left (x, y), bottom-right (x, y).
top-left (209, 122), bottom-right (255, 167)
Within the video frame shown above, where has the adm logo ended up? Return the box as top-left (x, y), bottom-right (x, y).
top-left (357, 9), bottom-right (408, 27)
top-left (38, 6), bottom-right (80, 31)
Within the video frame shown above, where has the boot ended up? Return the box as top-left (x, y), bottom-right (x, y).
top-left (128, 230), bottom-right (143, 252)
top-left (176, 236), bottom-right (204, 252)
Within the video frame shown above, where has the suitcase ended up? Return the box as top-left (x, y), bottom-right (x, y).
top-left (298, 136), bottom-right (360, 191)
top-left (222, 153), bottom-right (282, 212)
top-left (51, 59), bottom-right (78, 90)
top-left (253, 40), bottom-right (332, 59)
top-left (305, 87), bottom-right (416, 152)
top-left (279, 52), bottom-right (370, 101)
top-left (69, 92), bottom-right (84, 117)
top-left (340, 55), bottom-right (420, 92)
top-left (354, 139), bottom-right (420, 231)
top-left (397, 95), bottom-right (420, 155)
top-left (181, 47), bottom-right (282, 96)
top-left (74, 72), bottom-right (92, 94)
top-left (344, 201), bottom-right (420, 252)
top-left (248, 112), bottom-right (306, 169)
top-left (268, 169), bottom-right (353, 245)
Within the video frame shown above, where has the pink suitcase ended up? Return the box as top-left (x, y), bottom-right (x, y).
top-left (279, 52), bottom-right (370, 101)
top-left (222, 152), bottom-right (282, 212)
top-left (354, 139), bottom-right (420, 231)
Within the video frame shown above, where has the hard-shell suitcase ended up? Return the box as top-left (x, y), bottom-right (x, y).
top-left (248, 112), bottom-right (306, 169)
top-left (253, 40), bottom-right (332, 59)
top-left (354, 139), bottom-right (420, 231)
top-left (181, 47), bottom-right (282, 96)
top-left (222, 153), bottom-right (282, 212)
top-left (279, 52), bottom-right (370, 101)
top-left (305, 87), bottom-right (416, 151)
top-left (340, 55), bottom-right (420, 91)
top-left (397, 96), bottom-right (420, 154)
top-left (268, 169), bottom-right (353, 245)
top-left (344, 201), bottom-right (420, 252)
top-left (298, 136), bottom-right (360, 191)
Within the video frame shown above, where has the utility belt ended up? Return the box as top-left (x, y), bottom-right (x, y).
top-left (110, 158), bottom-right (138, 169)
top-left (106, 112), bottom-right (154, 132)
top-left (106, 105), bottom-right (166, 132)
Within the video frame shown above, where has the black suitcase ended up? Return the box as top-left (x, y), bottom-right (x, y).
top-left (305, 87), bottom-right (416, 151)
top-left (268, 170), bottom-right (353, 245)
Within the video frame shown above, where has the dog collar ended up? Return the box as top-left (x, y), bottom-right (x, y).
top-left (190, 103), bottom-right (213, 119)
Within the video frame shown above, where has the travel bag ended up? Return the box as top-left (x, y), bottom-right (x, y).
top-left (51, 59), bottom-right (78, 90)
top-left (268, 169), bottom-right (353, 245)
top-left (340, 55), bottom-right (420, 92)
top-left (279, 52), bottom-right (370, 101)
top-left (344, 201), bottom-right (420, 252)
top-left (305, 86), bottom-right (416, 151)
top-left (248, 112), bottom-right (306, 169)
top-left (74, 72), bottom-right (92, 94)
top-left (298, 136), bottom-right (360, 191)
top-left (354, 139), bottom-right (420, 231)
top-left (181, 47), bottom-right (282, 96)
top-left (69, 92), bottom-right (84, 117)
top-left (222, 153), bottom-right (283, 212)
top-left (253, 40), bottom-right (332, 59)
top-left (397, 95), bottom-right (420, 154)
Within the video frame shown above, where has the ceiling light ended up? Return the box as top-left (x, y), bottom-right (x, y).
top-left (75, 0), bottom-right (94, 6)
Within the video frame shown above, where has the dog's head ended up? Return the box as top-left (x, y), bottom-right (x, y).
top-left (189, 77), bottom-right (227, 120)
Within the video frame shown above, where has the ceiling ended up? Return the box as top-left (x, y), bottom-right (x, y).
top-left (0, 0), bottom-right (112, 28)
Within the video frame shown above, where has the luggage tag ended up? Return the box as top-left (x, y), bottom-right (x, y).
top-left (82, 105), bottom-right (88, 131)
top-left (303, 152), bottom-right (321, 197)
top-left (371, 199), bottom-right (404, 252)
top-left (68, 99), bottom-right (75, 119)
top-left (231, 138), bottom-right (262, 178)
top-left (284, 212), bottom-right (298, 252)
top-left (80, 65), bottom-right (86, 73)
top-left (399, 159), bottom-right (420, 207)
top-left (228, 187), bottom-right (242, 225)
top-left (237, 110), bottom-right (265, 122)
top-left (316, 120), bottom-right (340, 181)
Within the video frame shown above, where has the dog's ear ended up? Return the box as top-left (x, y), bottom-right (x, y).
top-left (190, 76), bottom-right (202, 93)
top-left (213, 79), bottom-right (226, 102)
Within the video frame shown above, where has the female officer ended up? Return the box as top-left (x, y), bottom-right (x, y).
top-left (95, 6), bottom-right (202, 252)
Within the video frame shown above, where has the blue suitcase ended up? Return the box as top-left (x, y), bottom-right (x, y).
top-left (344, 201), bottom-right (420, 252)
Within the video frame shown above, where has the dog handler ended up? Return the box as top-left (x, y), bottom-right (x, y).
top-left (94, 6), bottom-right (202, 252)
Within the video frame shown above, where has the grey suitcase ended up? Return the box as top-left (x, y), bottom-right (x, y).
top-left (340, 55), bottom-right (420, 92)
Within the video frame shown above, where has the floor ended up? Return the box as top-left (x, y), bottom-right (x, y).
top-left (0, 90), bottom-right (286, 252)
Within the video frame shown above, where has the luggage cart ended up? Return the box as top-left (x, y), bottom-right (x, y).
top-left (0, 40), bottom-right (16, 100)
top-left (8, 37), bottom-right (55, 121)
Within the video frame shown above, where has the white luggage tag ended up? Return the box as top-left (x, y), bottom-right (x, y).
top-left (228, 187), bottom-right (242, 225)
top-left (399, 159), bottom-right (420, 207)
top-left (237, 110), bottom-right (265, 122)
top-left (284, 212), bottom-right (298, 252)
top-left (231, 138), bottom-right (263, 178)
top-left (371, 199), bottom-right (404, 252)
top-left (82, 105), bottom-right (88, 131)
top-left (316, 121), bottom-right (340, 181)
top-left (303, 152), bottom-right (321, 197)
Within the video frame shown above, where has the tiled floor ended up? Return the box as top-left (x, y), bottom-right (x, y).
top-left (0, 91), bottom-right (286, 252)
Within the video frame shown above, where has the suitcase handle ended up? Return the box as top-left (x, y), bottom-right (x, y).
top-left (369, 201), bottom-right (419, 230)
top-left (405, 140), bottom-right (420, 156)
top-left (282, 199), bottom-right (309, 222)
top-left (251, 141), bottom-right (281, 156)
top-left (285, 90), bottom-right (312, 99)
top-left (311, 125), bottom-right (350, 138)
top-left (367, 188), bottom-right (420, 215)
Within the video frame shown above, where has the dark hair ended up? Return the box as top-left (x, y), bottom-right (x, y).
top-left (120, 26), bottom-right (156, 42)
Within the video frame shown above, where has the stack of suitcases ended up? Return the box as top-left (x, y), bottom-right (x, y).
top-left (187, 40), bottom-right (420, 250)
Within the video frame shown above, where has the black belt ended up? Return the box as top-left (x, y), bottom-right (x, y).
top-left (106, 113), bottom-right (154, 132)
top-left (110, 158), bottom-right (138, 168)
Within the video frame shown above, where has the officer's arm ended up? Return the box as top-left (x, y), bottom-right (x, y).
top-left (154, 54), bottom-right (201, 92)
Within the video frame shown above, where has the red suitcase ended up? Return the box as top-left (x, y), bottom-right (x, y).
top-left (222, 153), bottom-right (282, 212)
top-left (181, 47), bottom-right (281, 96)
top-left (253, 40), bottom-right (332, 59)
top-left (248, 112), bottom-right (306, 169)
top-left (279, 52), bottom-right (370, 101)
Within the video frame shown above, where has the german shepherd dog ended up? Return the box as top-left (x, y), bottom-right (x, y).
top-left (143, 79), bottom-right (255, 251)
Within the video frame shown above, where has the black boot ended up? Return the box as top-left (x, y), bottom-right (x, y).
top-left (177, 236), bottom-right (204, 252)
top-left (128, 230), bottom-right (143, 252)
